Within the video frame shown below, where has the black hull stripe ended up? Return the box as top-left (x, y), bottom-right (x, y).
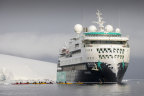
top-left (57, 62), bottom-right (128, 83)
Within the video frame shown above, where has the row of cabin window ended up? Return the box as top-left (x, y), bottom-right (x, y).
top-left (61, 57), bottom-right (82, 64)
top-left (85, 49), bottom-right (93, 51)
top-left (71, 50), bottom-right (81, 55)
top-left (97, 48), bottom-right (125, 54)
top-left (87, 57), bottom-right (94, 59)
top-left (87, 55), bottom-right (124, 60)
top-left (85, 35), bottom-right (121, 37)
top-left (86, 48), bottom-right (125, 54)
top-left (63, 64), bottom-right (86, 71)
top-left (99, 55), bottom-right (124, 59)
top-left (90, 41), bottom-right (126, 44)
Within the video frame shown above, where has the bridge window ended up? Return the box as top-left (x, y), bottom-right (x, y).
top-left (88, 41), bottom-right (126, 44)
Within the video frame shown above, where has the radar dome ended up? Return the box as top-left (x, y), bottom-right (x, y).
top-left (116, 28), bottom-right (120, 33)
top-left (88, 25), bottom-right (97, 32)
top-left (74, 24), bottom-right (83, 34)
top-left (105, 25), bottom-right (113, 32)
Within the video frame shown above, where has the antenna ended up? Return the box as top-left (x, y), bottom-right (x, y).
top-left (82, 8), bottom-right (85, 29)
top-left (118, 9), bottom-right (121, 30)
top-left (92, 10), bottom-right (105, 32)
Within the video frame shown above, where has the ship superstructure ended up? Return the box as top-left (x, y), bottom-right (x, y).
top-left (57, 10), bottom-right (130, 83)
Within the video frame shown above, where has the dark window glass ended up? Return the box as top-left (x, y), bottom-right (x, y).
top-left (89, 41), bottom-right (126, 44)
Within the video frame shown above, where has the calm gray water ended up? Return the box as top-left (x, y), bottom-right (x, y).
top-left (0, 79), bottom-right (144, 96)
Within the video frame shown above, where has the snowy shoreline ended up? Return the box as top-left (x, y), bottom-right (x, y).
top-left (0, 54), bottom-right (57, 82)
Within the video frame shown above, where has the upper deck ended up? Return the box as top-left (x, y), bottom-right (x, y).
top-left (84, 32), bottom-right (121, 35)
top-left (83, 32), bottom-right (128, 41)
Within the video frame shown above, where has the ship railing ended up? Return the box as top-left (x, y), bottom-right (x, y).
top-left (82, 35), bottom-right (129, 41)
top-left (83, 34), bottom-right (129, 38)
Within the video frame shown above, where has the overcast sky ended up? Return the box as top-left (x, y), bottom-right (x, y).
top-left (0, 0), bottom-right (144, 78)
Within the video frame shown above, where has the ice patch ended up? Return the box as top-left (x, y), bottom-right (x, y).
top-left (0, 54), bottom-right (57, 82)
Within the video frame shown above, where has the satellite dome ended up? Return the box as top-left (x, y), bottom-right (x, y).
top-left (105, 25), bottom-right (113, 32)
top-left (88, 25), bottom-right (97, 32)
top-left (116, 28), bottom-right (120, 33)
top-left (74, 24), bottom-right (83, 34)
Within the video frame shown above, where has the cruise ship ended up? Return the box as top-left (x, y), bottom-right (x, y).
top-left (57, 10), bottom-right (130, 83)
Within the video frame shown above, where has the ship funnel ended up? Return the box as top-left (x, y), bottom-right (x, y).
top-left (74, 24), bottom-right (83, 34)
top-left (88, 25), bottom-right (97, 32)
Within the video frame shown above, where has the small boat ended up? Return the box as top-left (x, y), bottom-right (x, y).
top-left (12, 82), bottom-right (53, 85)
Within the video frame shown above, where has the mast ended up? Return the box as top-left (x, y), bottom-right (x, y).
top-left (93, 10), bottom-right (105, 32)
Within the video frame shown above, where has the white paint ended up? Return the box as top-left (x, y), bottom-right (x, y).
top-left (105, 25), bottom-right (114, 32)
top-left (74, 24), bottom-right (83, 34)
top-left (116, 28), bottom-right (121, 33)
top-left (88, 25), bottom-right (97, 32)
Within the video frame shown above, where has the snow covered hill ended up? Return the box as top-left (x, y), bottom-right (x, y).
top-left (0, 54), bottom-right (57, 81)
